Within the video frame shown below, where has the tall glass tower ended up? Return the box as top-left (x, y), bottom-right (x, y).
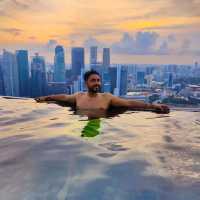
top-left (71, 47), bottom-right (84, 78)
top-left (54, 45), bottom-right (65, 82)
top-left (103, 48), bottom-right (110, 68)
top-left (31, 53), bottom-right (47, 97)
top-left (2, 50), bottom-right (19, 96)
top-left (90, 46), bottom-right (98, 65)
top-left (16, 50), bottom-right (29, 97)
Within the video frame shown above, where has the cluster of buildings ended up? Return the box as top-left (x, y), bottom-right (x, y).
top-left (124, 63), bottom-right (200, 104)
top-left (0, 46), bottom-right (200, 105)
top-left (0, 46), bottom-right (128, 98)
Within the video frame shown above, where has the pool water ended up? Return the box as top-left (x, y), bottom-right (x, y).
top-left (0, 97), bottom-right (200, 200)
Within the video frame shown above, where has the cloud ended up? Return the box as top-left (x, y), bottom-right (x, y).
top-left (170, 0), bottom-right (200, 17)
top-left (142, 24), bottom-right (194, 31)
top-left (177, 39), bottom-right (191, 55)
top-left (11, 0), bottom-right (32, 9)
top-left (135, 32), bottom-right (159, 53)
top-left (68, 26), bottom-right (119, 40)
top-left (8, 0), bottom-right (40, 9)
top-left (83, 36), bottom-right (104, 48)
top-left (110, 31), bottom-right (200, 56)
top-left (167, 34), bottom-right (176, 42)
top-left (0, 0), bottom-right (42, 17)
top-left (0, 28), bottom-right (22, 36)
top-left (117, 0), bottom-right (200, 23)
top-left (140, 0), bottom-right (200, 18)
top-left (28, 36), bottom-right (37, 40)
top-left (111, 32), bottom-right (159, 55)
top-left (0, 9), bottom-right (11, 18)
top-left (0, 0), bottom-right (43, 20)
top-left (111, 33), bottom-right (135, 54)
top-left (156, 41), bottom-right (171, 55)
top-left (181, 39), bottom-right (191, 50)
top-left (66, 26), bottom-right (119, 47)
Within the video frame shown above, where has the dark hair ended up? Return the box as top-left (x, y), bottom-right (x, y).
top-left (84, 70), bottom-right (100, 81)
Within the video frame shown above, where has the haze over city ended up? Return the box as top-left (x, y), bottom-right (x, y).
top-left (0, 0), bottom-right (200, 64)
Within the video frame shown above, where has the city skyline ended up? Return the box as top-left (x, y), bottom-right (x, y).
top-left (0, 0), bottom-right (199, 64)
top-left (0, 45), bottom-right (200, 106)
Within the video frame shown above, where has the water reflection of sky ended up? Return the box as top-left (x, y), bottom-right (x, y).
top-left (0, 97), bottom-right (200, 200)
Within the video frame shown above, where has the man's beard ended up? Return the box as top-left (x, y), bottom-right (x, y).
top-left (88, 86), bottom-right (101, 93)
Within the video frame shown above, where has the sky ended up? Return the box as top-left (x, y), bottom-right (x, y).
top-left (0, 0), bottom-right (200, 64)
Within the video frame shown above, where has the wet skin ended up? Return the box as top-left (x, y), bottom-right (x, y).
top-left (35, 74), bottom-right (170, 117)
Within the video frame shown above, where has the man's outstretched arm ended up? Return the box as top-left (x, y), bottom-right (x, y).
top-left (34, 93), bottom-right (76, 105)
top-left (109, 94), bottom-right (170, 114)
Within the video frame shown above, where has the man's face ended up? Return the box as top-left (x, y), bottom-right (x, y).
top-left (86, 74), bottom-right (101, 93)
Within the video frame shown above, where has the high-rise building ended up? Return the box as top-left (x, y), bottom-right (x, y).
top-left (16, 50), bottom-right (30, 97)
top-left (91, 62), bottom-right (103, 75)
top-left (194, 61), bottom-right (198, 68)
top-left (114, 65), bottom-right (128, 96)
top-left (120, 66), bottom-right (128, 96)
top-left (47, 82), bottom-right (70, 95)
top-left (109, 67), bottom-right (117, 94)
top-left (102, 70), bottom-right (111, 93)
top-left (30, 53), bottom-right (47, 97)
top-left (47, 70), bottom-right (54, 82)
top-left (103, 48), bottom-right (110, 68)
top-left (0, 56), bottom-right (5, 95)
top-left (66, 68), bottom-right (72, 80)
top-left (2, 50), bottom-right (19, 96)
top-left (145, 74), bottom-right (154, 88)
top-left (137, 71), bottom-right (146, 85)
top-left (90, 46), bottom-right (98, 65)
top-left (167, 72), bottom-right (173, 88)
top-left (71, 47), bottom-right (84, 78)
top-left (146, 66), bottom-right (154, 75)
top-left (193, 61), bottom-right (200, 77)
top-left (54, 45), bottom-right (65, 82)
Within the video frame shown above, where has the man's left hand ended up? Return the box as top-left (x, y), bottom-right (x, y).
top-left (152, 104), bottom-right (170, 114)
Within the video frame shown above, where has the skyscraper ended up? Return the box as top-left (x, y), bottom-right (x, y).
top-left (16, 50), bottom-right (29, 97)
top-left (114, 65), bottom-right (128, 96)
top-left (103, 48), bottom-right (110, 68)
top-left (167, 72), bottom-right (173, 88)
top-left (109, 67), bottom-right (117, 94)
top-left (54, 45), bottom-right (65, 82)
top-left (71, 47), bottom-right (84, 78)
top-left (137, 71), bottom-right (146, 85)
top-left (102, 70), bottom-right (111, 93)
top-left (30, 53), bottom-right (47, 97)
top-left (2, 50), bottom-right (19, 96)
top-left (120, 66), bottom-right (128, 96)
top-left (90, 46), bottom-right (98, 65)
top-left (0, 56), bottom-right (5, 95)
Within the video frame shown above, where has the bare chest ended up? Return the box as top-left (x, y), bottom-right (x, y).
top-left (76, 94), bottom-right (110, 110)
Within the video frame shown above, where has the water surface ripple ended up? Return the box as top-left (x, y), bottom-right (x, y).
top-left (0, 97), bottom-right (200, 200)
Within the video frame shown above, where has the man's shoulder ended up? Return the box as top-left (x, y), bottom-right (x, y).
top-left (74, 92), bottom-right (86, 97)
top-left (101, 92), bottom-right (113, 99)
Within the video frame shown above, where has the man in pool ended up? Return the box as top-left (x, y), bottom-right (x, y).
top-left (35, 70), bottom-right (170, 114)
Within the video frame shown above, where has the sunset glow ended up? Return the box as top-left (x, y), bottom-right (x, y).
top-left (0, 0), bottom-right (200, 63)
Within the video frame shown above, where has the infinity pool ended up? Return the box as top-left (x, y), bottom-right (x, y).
top-left (0, 97), bottom-right (200, 200)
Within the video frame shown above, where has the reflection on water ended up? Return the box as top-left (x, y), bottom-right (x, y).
top-left (81, 118), bottom-right (101, 137)
top-left (75, 107), bottom-right (134, 138)
top-left (55, 100), bottom-right (134, 138)
top-left (0, 97), bottom-right (200, 200)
